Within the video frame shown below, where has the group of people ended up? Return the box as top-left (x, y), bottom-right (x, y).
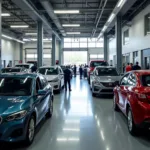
top-left (124, 62), bottom-right (141, 72)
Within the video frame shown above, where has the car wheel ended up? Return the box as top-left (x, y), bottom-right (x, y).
top-left (46, 99), bottom-right (53, 118)
top-left (127, 107), bottom-right (138, 135)
top-left (25, 116), bottom-right (35, 145)
top-left (92, 93), bottom-right (96, 97)
top-left (113, 95), bottom-right (119, 111)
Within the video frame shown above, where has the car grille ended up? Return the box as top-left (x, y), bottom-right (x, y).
top-left (101, 89), bottom-right (113, 93)
top-left (101, 82), bottom-right (115, 87)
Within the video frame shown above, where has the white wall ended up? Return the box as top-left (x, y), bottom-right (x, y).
top-left (2, 38), bottom-right (20, 67)
top-left (109, 4), bottom-right (150, 66)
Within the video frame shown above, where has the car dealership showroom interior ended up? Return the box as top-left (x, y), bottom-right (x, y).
top-left (1, 0), bottom-right (150, 149)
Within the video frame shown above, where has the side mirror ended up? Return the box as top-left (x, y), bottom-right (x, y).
top-left (114, 81), bottom-right (120, 86)
top-left (38, 89), bottom-right (47, 95)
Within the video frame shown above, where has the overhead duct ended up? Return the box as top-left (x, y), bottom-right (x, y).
top-left (12, 0), bottom-right (61, 40)
top-left (40, 0), bottom-right (66, 36)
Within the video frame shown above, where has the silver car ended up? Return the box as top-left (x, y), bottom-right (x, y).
top-left (90, 66), bottom-right (121, 96)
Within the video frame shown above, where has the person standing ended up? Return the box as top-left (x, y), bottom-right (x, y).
top-left (79, 65), bottom-right (83, 79)
top-left (133, 62), bottom-right (141, 70)
top-left (31, 63), bottom-right (37, 73)
top-left (125, 63), bottom-right (132, 72)
top-left (73, 65), bottom-right (77, 77)
top-left (64, 66), bottom-right (72, 91)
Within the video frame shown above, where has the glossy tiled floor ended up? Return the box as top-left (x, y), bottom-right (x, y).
top-left (2, 76), bottom-right (150, 150)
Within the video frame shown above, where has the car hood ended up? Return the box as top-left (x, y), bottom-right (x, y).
top-left (44, 75), bottom-right (58, 81)
top-left (0, 96), bottom-right (29, 115)
top-left (96, 76), bottom-right (121, 82)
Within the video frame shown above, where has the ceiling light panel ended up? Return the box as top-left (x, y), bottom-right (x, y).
top-left (25, 33), bottom-right (37, 35)
top-left (62, 24), bottom-right (80, 27)
top-left (10, 25), bottom-right (29, 28)
top-left (1, 13), bottom-right (10, 16)
top-left (66, 32), bottom-right (80, 34)
top-left (54, 10), bottom-right (79, 14)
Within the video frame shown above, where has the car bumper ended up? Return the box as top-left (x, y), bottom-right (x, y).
top-left (0, 114), bottom-right (30, 142)
top-left (48, 81), bottom-right (60, 90)
top-left (92, 85), bottom-right (114, 95)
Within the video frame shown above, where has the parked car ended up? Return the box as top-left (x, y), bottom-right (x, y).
top-left (90, 66), bottom-right (121, 96)
top-left (87, 60), bottom-right (109, 84)
top-left (1, 67), bottom-right (27, 73)
top-left (37, 66), bottom-right (64, 92)
top-left (0, 73), bottom-right (53, 145)
top-left (114, 70), bottom-right (150, 135)
top-left (15, 63), bottom-right (34, 72)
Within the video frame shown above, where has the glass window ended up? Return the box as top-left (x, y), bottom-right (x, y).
top-left (88, 38), bottom-right (96, 42)
top-left (43, 54), bottom-right (51, 58)
top-left (72, 38), bottom-right (79, 42)
top-left (0, 77), bottom-right (33, 96)
top-left (90, 54), bottom-right (97, 58)
top-left (80, 38), bottom-right (87, 42)
top-left (88, 42), bottom-right (96, 48)
top-left (64, 43), bottom-right (71, 48)
top-left (98, 54), bottom-right (104, 58)
top-left (1, 68), bottom-right (21, 73)
top-left (123, 29), bottom-right (129, 45)
top-left (15, 64), bottom-right (30, 69)
top-left (120, 74), bottom-right (130, 85)
top-left (127, 73), bottom-right (136, 86)
top-left (141, 75), bottom-right (150, 86)
top-left (96, 42), bottom-right (103, 47)
top-left (95, 68), bottom-right (118, 76)
top-left (64, 38), bottom-right (71, 42)
top-left (80, 42), bottom-right (87, 48)
top-left (27, 54), bottom-right (34, 58)
top-left (90, 61), bottom-right (108, 67)
top-left (145, 13), bottom-right (150, 35)
top-left (39, 75), bottom-right (48, 88)
top-left (72, 42), bottom-right (79, 48)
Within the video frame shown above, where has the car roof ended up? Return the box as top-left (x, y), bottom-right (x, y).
top-left (95, 66), bottom-right (116, 69)
top-left (15, 63), bottom-right (31, 66)
top-left (39, 65), bottom-right (60, 69)
top-left (2, 67), bottom-right (22, 69)
top-left (0, 73), bottom-right (38, 78)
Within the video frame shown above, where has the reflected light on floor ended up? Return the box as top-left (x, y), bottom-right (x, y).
top-left (63, 128), bottom-right (80, 132)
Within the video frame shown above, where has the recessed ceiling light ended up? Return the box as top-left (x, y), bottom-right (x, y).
top-left (66, 32), bottom-right (80, 34)
top-left (62, 24), bottom-right (80, 27)
top-left (25, 33), bottom-right (37, 35)
top-left (1, 13), bottom-right (10, 16)
top-left (54, 10), bottom-right (79, 14)
top-left (10, 25), bottom-right (29, 28)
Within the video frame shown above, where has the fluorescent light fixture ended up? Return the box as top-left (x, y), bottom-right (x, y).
top-left (1, 13), bottom-right (10, 16)
top-left (66, 32), bottom-right (80, 34)
top-left (25, 33), bottom-right (37, 35)
top-left (54, 10), bottom-right (79, 14)
top-left (2, 34), bottom-right (24, 43)
top-left (10, 25), bottom-right (29, 28)
top-left (62, 24), bottom-right (80, 27)
top-left (117, 0), bottom-right (125, 8)
top-left (102, 26), bottom-right (107, 32)
top-left (107, 13), bottom-right (115, 23)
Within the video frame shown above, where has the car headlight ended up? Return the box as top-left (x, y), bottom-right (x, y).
top-left (52, 77), bottom-right (59, 82)
top-left (6, 110), bottom-right (27, 121)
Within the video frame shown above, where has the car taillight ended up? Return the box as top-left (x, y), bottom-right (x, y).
top-left (136, 93), bottom-right (150, 103)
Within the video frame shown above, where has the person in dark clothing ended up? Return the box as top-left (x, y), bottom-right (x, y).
top-left (31, 63), bottom-right (37, 73)
top-left (133, 62), bottom-right (141, 70)
top-left (79, 65), bottom-right (83, 79)
top-left (73, 65), bottom-right (77, 77)
top-left (64, 66), bottom-right (72, 91)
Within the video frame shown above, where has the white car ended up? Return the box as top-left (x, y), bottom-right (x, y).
top-left (15, 63), bottom-right (34, 72)
top-left (38, 66), bottom-right (64, 92)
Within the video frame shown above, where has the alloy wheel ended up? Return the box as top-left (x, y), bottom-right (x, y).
top-left (28, 118), bottom-right (35, 142)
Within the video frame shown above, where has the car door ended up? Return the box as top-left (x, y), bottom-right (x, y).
top-left (117, 73), bottom-right (130, 110)
top-left (59, 68), bottom-right (64, 87)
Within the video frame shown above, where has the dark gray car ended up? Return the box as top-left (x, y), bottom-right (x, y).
top-left (90, 66), bottom-right (121, 96)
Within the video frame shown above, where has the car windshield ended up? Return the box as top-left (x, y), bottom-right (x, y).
top-left (141, 75), bottom-right (150, 86)
top-left (1, 68), bottom-right (21, 73)
top-left (0, 77), bottom-right (32, 96)
top-left (38, 68), bottom-right (58, 75)
top-left (90, 61), bottom-right (108, 67)
top-left (95, 68), bottom-right (118, 76)
top-left (15, 65), bottom-right (29, 69)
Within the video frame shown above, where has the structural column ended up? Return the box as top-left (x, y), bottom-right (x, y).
top-left (20, 43), bottom-right (23, 63)
top-left (116, 15), bottom-right (122, 73)
top-left (52, 34), bottom-right (56, 66)
top-left (37, 21), bottom-right (43, 68)
top-left (0, 1), bottom-right (2, 69)
top-left (59, 37), bottom-right (64, 65)
top-left (104, 33), bottom-right (108, 62)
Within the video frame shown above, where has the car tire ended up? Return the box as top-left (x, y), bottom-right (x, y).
top-left (46, 98), bottom-right (53, 118)
top-left (92, 93), bottom-right (96, 97)
top-left (113, 95), bottom-right (119, 111)
top-left (127, 107), bottom-right (138, 136)
top-left (25, 116), bottom-right (35, 146)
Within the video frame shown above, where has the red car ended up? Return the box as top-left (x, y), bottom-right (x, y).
top-left (87, 60), bottom-right (108, 84)
top-left (114, 70), bottom-right (150, 135)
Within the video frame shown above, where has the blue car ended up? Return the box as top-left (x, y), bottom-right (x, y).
top-left (0, 73), bottom-right (53, 145)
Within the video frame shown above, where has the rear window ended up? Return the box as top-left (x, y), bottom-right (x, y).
top-left (1, 68), bottom-right (21, 73)
top-left (141, 75), bottom-right (150, 86)
top-left (95, 68), bottom-right (118, 76)
top-left (38, 68), bottom-right (58, 75)
top-left (90, 61), bottom-right (108, 67)
top-left (15, 65), bottom-right (30, 69)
